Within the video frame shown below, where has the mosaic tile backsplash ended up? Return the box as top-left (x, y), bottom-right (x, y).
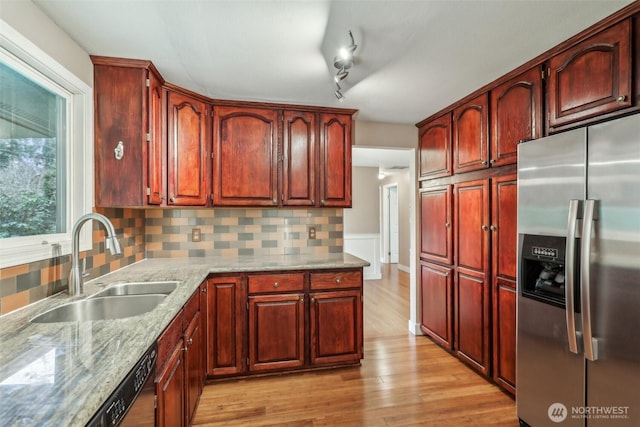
top-left (145, 208), bottom-right (344, 258)
top-left (0, 208), bottom-right (343, 315)
top-left (0, 208), bottom-right (145, 315)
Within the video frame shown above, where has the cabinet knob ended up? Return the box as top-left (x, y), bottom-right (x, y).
top-left (273, 282), bottom-right (279, 288)
top-left (617, 95), bottom-right (627, 102)
top-left (490, 225), bottom-right (497, 231)
top-left (321, 199), bottom-right (325, 205)
top-left (490, 159), bottom-right (496, 164)
top-left (481, 160), bottom-right (488, 166)
top-left (300, 297), bottom-right (304, 303)
top-left (482, 224), bottom-right (489, 231)
top-left (272, 198), bottom-right (277, 204)
top-left (445, 222), bottom-right (451, 228)
top-left (335, 278), bottom-right (342, 284)
top-left (170, 196), bottom-right (176, 203)
top-left (187, 338), bottom-right (193, 346)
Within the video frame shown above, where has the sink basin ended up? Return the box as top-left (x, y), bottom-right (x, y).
top-left (30, 294), bottom-right (167, 323)
top-left (91, 280), bottom-right (179, 298)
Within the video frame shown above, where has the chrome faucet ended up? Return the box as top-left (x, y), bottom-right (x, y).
top-left (69, 213), bottom-right (122, 296)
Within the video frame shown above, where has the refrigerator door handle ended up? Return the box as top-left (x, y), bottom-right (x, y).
top-left (565, 199), bottom-right (581, 354)
top-left (581, 199), bottom-right (599, 361)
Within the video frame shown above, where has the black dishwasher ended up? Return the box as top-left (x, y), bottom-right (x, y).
top-left (86, 342), bottom-right (157, 427)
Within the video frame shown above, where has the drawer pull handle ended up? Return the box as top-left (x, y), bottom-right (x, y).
top-left (617, 95), bottom-right (627, 102)
top-left (273, 282), bottom-right (279, 288)
top-left (336, 278), bottom-right (342, 284)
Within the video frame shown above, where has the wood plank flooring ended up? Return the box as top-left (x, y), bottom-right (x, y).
top-left (192, 265), bottom-right (517, 426)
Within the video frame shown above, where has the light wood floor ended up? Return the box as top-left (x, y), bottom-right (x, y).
top-left (192, 265), bottom-right (517, 426)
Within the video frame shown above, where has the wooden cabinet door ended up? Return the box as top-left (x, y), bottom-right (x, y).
top-left (490, 67), bottom-right (543, 167)
top-left (455, 270), bottom-right (490, 376)
top-left (212, 106), bottom-right (279, 206)
top-left (184, 310), bottom-right (204, 425)
top-left (203, 276), bottom-right (246, 376)
top-left (454, 179), bottom-right (490, 376)
top-left (248, 294), bottom-right (305, 371)
top-left (491, 174), bottom-right (517, 394)
top-left (419, 185), bottom-right (453, 265)
top-left (310, 290), bottom-right (362, 365)
top-left (454, 179), bottom-right (490, 275)
top-left (453, 93), bottom-right (489, 173)
top-left (319, 113), bottom-right (352, 207)
top-left (147, 69), bottom-right (165, 205)
top-left (282, 110), bottom-right (317, 206)
top-left (93, 60), bottom-right (148, 207)
top-left (156, 339), bottom-right (185, 427)
top-left (420, 261), bottom-right (453, 350)
top-left (418, 113), bottom-right (452, 179)
top-left (166, 90), bottom-right (209, 206)
top-left (548, 20), bottom-right (632, 130)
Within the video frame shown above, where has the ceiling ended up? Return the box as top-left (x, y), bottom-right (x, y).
top-left (32, 0), bottom-right (633, 126)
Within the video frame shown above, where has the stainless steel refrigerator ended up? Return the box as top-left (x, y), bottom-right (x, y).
top-left (516, 114), bottom-right (640, 427)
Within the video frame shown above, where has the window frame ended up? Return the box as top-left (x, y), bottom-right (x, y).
top-left (0, 19), bottom-right (93, 269)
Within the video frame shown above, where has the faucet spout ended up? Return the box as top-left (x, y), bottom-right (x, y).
top-left (69, 213), bottom-right (122, 296)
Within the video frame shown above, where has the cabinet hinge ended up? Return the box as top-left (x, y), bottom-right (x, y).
top-left (146, 133), bottom-right (151, 142)
top-left (146, 78), bottom-right (150, 87)
top-left (146, 187), bottom-right (151, 196)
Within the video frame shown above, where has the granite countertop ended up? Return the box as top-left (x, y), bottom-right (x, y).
top-left (0, 253), bottom-right (368, 426)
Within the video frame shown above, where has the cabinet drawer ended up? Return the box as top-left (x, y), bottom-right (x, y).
top-left (183, 287), bottom-right (200, 327)
top-left (248, 273), bottom-right (305, 294)
top-left (310, 270), bottom-right (362, 290)
top-left (157, 309), bottom-right (184, 373)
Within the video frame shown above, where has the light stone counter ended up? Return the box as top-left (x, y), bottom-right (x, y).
top-left (0, 253), bottom-right (368, 426)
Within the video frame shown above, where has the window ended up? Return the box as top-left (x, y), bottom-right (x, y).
top-left (0, 19), bottom-right (92, 269)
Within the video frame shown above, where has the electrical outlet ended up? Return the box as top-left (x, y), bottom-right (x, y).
top-left (191, 228), bottom-right (201, 242)
top-left (308, 226), bottom-right (316, 240)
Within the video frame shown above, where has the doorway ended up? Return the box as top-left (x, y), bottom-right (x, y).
top-left (381, 183), bottom-right (399, 264)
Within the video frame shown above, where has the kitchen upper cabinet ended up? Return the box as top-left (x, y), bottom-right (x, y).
top-left (548, 20), bottom-right (632, 130)
top-left (491, 175), bottom-right (517, 394)
top-left (490, 66), bottom-right (543, 167)
top-left (147, 71), bottom-right (165, 205)
top-left (212, 106), bottom-right (279, 206)
top-left (419, 185), bottom-right (453, 265)
top-left (282, 110), bottom-right (317, 206)
top-left (166, 88), bottom-right (209, 206)
top-left (453, 93), bottom-right (489, 174)
top-left (92, 56), bottom-right (164, 207)
top-left (319, 113), bottom-right (352, 207)
top-left (454, 179), bottom-right (490, 376)
top-left (418, 113), bottom-right (452, 180)
top-left (203, 276), bottom-right (246, 376)
top-left (420, 261), bottom-right (453, 350)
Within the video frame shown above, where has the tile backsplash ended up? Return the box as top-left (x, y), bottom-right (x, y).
top-left (0, 207), bottom-right (342, 315)
top-left (0, 207), bottom-right (145, 315)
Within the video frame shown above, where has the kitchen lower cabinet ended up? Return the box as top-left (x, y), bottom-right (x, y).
top-left (156, 338), bottom-right (185, 427)
top-left (248, 294), bottom-right (305, 371)
top-left (310, 290), bottom-right (363, 365)
top-left (203, 268), bottom-right (364, 381)
top-left (420, 261), bottom-right (453, 350)
top-left (184, 309), bottom-right (204, 425)
top-left (156, 286), bottom-right (206, 427)
top-left (203, 276), bottom-right (246, 376)
top-left (493, 280), bottom-right (516, 394)
top-left (454, 269), bottom-right (490, 376)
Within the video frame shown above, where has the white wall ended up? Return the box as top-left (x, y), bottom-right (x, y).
top-left (0, 0), bottom-right (92, 86)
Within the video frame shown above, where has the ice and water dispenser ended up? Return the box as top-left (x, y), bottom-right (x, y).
top-left (519, 234), bottom-right (578, 309)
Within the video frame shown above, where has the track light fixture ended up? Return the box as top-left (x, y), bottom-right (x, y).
top-left (332, 30), bottom-right (357, 100)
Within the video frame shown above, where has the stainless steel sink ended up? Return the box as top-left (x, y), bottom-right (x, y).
top-left (90, 281), bottom-right (179, 298)
top-left (30, 294), bottom-right (167, 323)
